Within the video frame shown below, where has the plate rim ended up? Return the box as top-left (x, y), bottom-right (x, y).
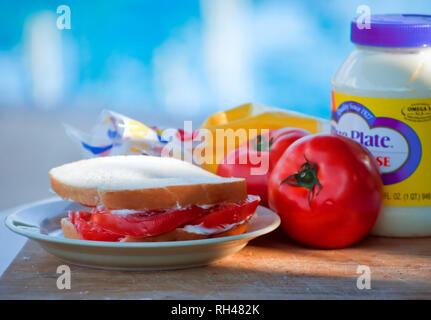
top-left (5, 198), bottom-right (280, 248)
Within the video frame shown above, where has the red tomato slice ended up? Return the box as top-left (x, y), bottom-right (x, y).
top-left (68, 195), bottom-right (260, 241)
top-left (69, 211), bottom-right (123, 242)
top-left (90, 206), bottom-right (208, 238)
top-left (185, 195), bottom-right (260, 230)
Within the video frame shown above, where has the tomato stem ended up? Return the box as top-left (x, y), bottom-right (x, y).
top-left (253, 134), bottom-right (274, 152)
top-left (280, 156), bottom-right (322, 205)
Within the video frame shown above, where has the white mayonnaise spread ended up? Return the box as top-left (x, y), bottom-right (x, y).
top-left (106, 203), bottom-right (217, 215)
top-left (180, 219), bottom-right (248, 235)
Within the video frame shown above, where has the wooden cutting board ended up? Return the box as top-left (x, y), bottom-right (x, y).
top-left (1, 230), bottom-right (430, 299)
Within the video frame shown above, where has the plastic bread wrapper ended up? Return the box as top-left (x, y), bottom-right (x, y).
top-left (65, 110), bottom-right (196, 162)
top-left (65, 104), bottom-right (329, 172)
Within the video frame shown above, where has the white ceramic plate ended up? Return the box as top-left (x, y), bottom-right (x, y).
top-left (5, 198), bottom-right (280, 270)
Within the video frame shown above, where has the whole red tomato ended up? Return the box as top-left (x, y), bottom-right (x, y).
top-left (217, 128), bottom-right (310, 207)
top-left (268, 134), bottom-right (383, 249)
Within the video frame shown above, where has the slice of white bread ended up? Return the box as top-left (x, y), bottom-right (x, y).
top-left (61, 217), bottom-right (249, 242)
top-left (50, 155), bottom-right (246, 210)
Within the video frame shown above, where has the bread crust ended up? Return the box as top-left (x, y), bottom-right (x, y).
top-left (50, 174), bottom-right (247, 210)
top-left (60, 217), bottom-right (249, 242)
top-left (61, 218), bottom-right (82, 240)
top-left (51, 176), bottom-right (100, 207)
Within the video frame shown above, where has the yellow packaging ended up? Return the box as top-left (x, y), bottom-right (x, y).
top-left (199, 103), bottom-right (327, 173)
top-left (331, 92), bottom-right (431, 206)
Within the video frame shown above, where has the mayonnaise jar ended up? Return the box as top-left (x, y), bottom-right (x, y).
top-left (331, 14), bottom-right (431, 237)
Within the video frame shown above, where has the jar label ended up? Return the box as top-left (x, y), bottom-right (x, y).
top-left (331, 92), bottom-right (431, 206)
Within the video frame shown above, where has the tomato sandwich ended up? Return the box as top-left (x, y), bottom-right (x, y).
top-left (49, 155), bottom-right (260, 242)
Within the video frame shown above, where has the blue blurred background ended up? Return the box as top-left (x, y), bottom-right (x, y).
top-left (0, 0), bottom-right (430, 209)
top-left (1, 0), bottom-right (430, 117)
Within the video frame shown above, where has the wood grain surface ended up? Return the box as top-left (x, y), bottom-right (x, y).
top-left (1, 230), bottom-right (430, 299)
